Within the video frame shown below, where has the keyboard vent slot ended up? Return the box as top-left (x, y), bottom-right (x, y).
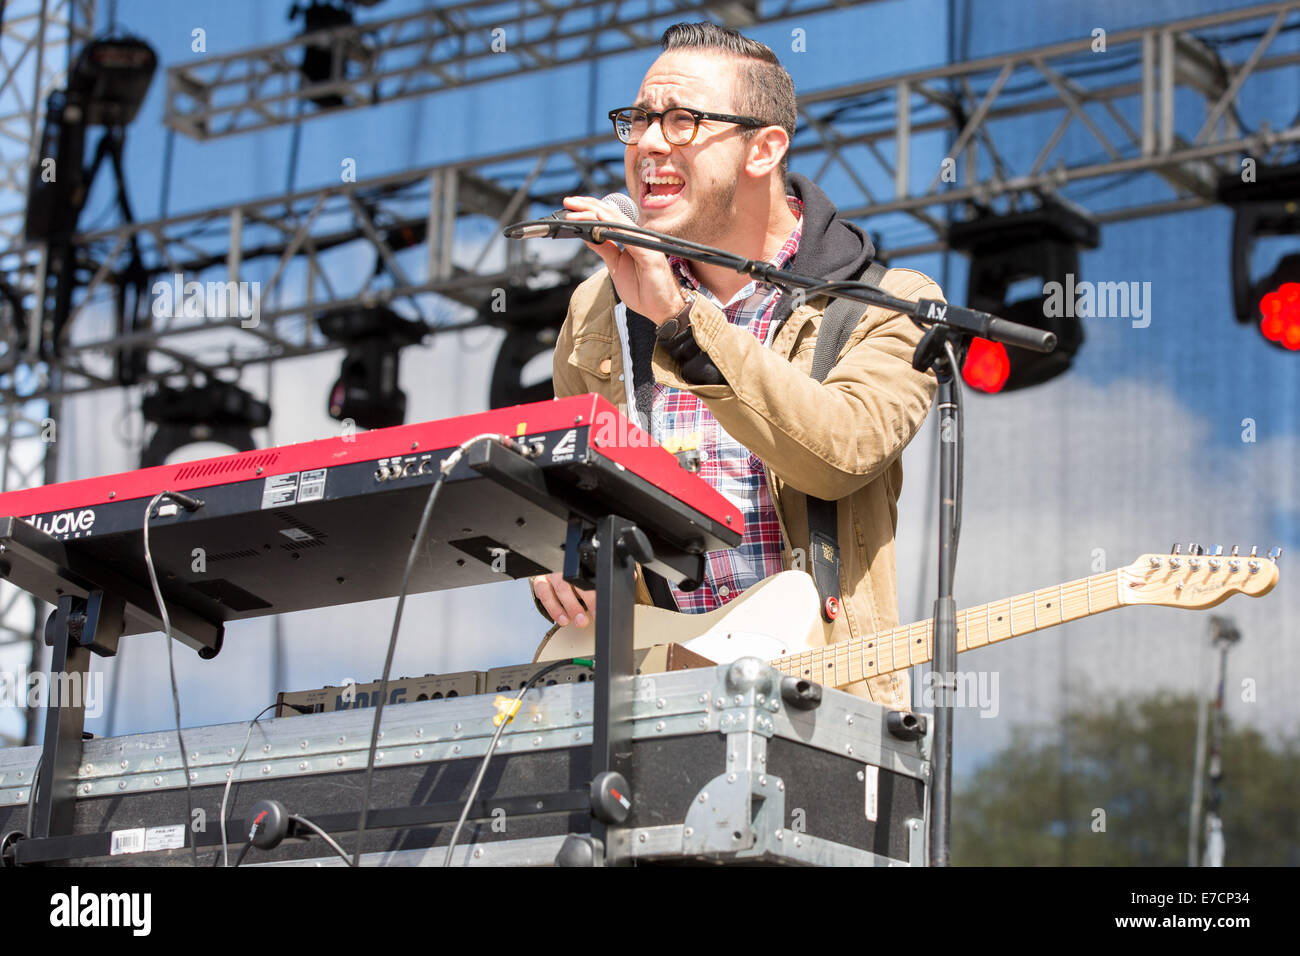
top-left (171, 452), bottom-right (281, 482)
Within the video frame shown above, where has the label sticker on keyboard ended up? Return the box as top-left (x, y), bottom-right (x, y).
top-left (110, 828), bottom-right (146, 855)
top-left (262, 473), bottom-right (300, 508)
top-left (298, 468), bottom-right (327, 502)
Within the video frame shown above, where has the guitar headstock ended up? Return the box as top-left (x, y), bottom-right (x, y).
top-left (1121, 544), bottom-right (1281, 609)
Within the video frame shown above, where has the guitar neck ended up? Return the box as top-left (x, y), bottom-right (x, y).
top-left (777, 568), bottom-right (1128, 688)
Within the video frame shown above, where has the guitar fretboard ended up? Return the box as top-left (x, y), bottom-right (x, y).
top-left (776, 568), bottom-right (1129, 687)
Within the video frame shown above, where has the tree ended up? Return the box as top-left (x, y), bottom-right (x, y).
top-left (953, 689), bottom-right (1300, 865)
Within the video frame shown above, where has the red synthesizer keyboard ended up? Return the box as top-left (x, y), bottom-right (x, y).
top-left (0, 394), bottom-right (741, 654)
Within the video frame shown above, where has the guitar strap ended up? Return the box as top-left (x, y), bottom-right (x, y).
top-left (805, 259), bottom-right (889, 621)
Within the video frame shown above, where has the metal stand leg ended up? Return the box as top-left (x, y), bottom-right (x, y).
top-left (32, 597), bottom-right (91, 839)
top-left (31, 590), bottom-right (123, 841)
top-left (560, 514), bottom-right (653, 866)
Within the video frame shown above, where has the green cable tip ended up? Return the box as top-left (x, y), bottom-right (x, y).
top-left (572, 658), bottom-right (595, 668)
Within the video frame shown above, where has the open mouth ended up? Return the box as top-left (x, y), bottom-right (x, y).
top-left (641, 171), bottom-right (686, 209)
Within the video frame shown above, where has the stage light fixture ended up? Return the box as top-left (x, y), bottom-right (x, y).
top-left (24, 89), bottom-right (89, 242)
top-left (68, 35), bottom-right (158, 127)
top-left (1256, 253), bottom-right (1300, 351)
top-left (290, 2), bottom-right (366, 110)
top-left (141, 380), bottom-right (271, 468)
top-left (484, 278), bottom-right (585, 409)
top-left (949, 199), bottom-right (1098, 393)
top-left (1219, 162), bottom-right (1300, 353)
top-left (318, 305), bottom-right (426, 430)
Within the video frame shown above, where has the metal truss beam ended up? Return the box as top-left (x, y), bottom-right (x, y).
top-left (0, 1), bottom-right (1297, 406)
top-left (796, 0), bottom-right (1300, 252)
top-left (164, 0), bottom-right (871, 140)
top-left (0, 136), bottom-right (624, 403)
top-left (0, 1), bottom-right (93, 747)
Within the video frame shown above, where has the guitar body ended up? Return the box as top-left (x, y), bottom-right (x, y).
top-left (532, 570), bottom-right (829, 666)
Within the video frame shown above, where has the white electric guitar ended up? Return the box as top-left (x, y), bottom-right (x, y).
top-left (535, 547), bottom-right (1281, 690)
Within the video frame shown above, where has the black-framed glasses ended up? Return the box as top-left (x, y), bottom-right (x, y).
top-left (608, 106), bottom-right (766, 146)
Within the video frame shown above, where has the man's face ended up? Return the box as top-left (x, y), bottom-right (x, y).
top-left (623, 51), bottom-right (749, 246)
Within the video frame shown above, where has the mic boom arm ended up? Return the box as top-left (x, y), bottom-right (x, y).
top-left (503, 217), bottom-right (1056, 354)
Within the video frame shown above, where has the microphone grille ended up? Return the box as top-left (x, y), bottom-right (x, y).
top-left (602, 192), bottom-right (639, 225)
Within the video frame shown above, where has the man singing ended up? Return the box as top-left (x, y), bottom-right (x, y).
top-left (531, 21), bottom-right (940, 708)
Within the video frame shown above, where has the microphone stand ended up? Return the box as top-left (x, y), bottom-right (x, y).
top-left (504, 216), bottom-right (1057, 867)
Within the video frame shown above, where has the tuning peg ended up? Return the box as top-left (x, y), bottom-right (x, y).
top-left (1189, 543), bottom-right (1203, 556)
top-left (1171, 544), bottom-right (1181, 555)
top-left (1210, 545), bottom-right (1223, 556)
top-left (1269, 546), bottom-right (1283, 563)
top-left (1231, 545), bottom-right (1240, 557)
top-left (1250, 546), bottom-right (1258, 557)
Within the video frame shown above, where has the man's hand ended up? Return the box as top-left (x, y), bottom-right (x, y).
top-left (563, 195), bottom-right (683, 325)
top-left (532, 572), bottom-right (595, 628)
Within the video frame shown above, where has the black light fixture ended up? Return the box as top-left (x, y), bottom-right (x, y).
top-left (141, 380), bottom-right (272, 468)
top-left (25, 30), bottom-right (159, 377)
top-left (23, 89), bottom-right (89, 242)
top-left (318, 305), bottom-right (426, 430)
top-left (950, 199), bottom-right (1099, 393)
top-left (484, 277), bottom-right (585, 409)
top-left (1219, 162), bottom-right (1300, 352)
top-left (24, 34), bottom-right (156, 241)
top-left (289, 1), bottom-right (371, 110)
top-left (68, 35), bottom-right (158, 126)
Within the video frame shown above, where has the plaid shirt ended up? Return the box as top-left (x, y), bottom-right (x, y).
top-left (653, 198), bottom-right (804, 613)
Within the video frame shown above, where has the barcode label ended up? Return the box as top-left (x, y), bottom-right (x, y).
top-left (110, 828), bottom-right (147, 856)
top-left (298, 468), bottom-right (327, 502)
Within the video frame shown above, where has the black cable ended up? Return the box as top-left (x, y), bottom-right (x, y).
top-left (142, 490), bottom-right (205, 868)
top-left (442, 658), bottom-right (594, 867)
top-left (352, 433), bottom-right (517, 867)
top-left (796, 278), bottom-right (891, 300)
top-left (232, 840), bottom-right (253, 867)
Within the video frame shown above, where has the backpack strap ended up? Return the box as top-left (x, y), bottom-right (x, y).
top-left (804, 260), bottom-right (888, 622)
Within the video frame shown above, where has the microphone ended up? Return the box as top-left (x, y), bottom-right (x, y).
top-left (504, 193), bottom-right (638, 241)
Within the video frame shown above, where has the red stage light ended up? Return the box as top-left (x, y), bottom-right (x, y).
top-left (961, 337), bottom-right (1010, 393)
top-left (1259, 281), bottom-right (1300, 351)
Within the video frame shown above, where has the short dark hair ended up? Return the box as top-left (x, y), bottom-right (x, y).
top-left (660, 22), bottom-right (797, 181)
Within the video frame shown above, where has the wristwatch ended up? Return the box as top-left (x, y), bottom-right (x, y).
top-left (655, 288), bottom-right (697, 342)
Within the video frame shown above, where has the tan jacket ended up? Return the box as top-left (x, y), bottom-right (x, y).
top-left (550, 267), bottom-right (941, 709)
